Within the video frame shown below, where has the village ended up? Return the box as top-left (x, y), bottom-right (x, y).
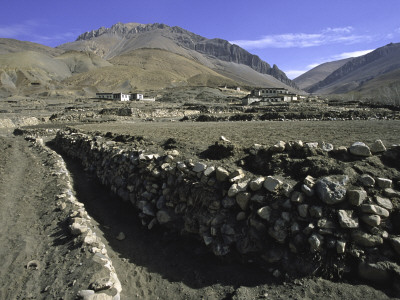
top-left (97, 87), bottom-right (302, 105)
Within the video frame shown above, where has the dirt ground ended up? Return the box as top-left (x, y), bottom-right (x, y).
top-left (1, 95), bottom-right (400, 299)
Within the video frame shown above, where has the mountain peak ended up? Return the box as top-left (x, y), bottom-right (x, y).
top-left (66, 22), bottom-right (296, 88)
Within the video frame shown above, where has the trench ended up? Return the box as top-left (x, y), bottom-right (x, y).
top-left (51, 144), bottom-right (275, 299)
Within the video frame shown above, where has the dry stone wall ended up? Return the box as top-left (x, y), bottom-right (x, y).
top-left (54, 129), bottom-right (400, 287)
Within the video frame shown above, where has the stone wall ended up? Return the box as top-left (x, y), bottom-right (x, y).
top-left (54, 129), bottom-right (400, 287)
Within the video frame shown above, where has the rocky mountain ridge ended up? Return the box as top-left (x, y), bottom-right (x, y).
top-left (306, 43), bottom-right (400, 94)
top-left (68, 22), bottom-right (295, 88)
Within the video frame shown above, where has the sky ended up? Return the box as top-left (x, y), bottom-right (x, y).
top-left (1, 0), bottom-right (399, 79)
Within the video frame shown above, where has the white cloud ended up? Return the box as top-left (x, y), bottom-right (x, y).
top-left (230, 27), bottom-right (371, 49)
top-left (0, 23), bottom-right (33, 38)
top-left (331, 49), bottom-right (374, 60)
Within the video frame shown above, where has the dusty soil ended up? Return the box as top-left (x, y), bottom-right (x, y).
top-left (72, 120), bottom-right (400, 164)
top-left (1, 94), bottom-right (400, 299)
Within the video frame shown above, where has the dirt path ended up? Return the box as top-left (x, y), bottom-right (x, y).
top-left (0, 135), bottom-right (112, 299)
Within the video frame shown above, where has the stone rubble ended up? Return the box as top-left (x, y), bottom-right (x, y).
top-left (53, 129), bottom-right (400, 287)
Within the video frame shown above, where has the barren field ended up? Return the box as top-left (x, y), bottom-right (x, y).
top-left (1, 95), bottom-right (400, 299)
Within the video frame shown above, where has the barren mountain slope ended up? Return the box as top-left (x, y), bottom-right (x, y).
top-left (63, 48), bottom-right (239, 91)
top-left (0, 38), bottom-right (63, 56)
top-left (55, 50), bottom-right (112, 74)
top-left (58, 22), bottom-right (296, 89)
top-left (293, 58), bottom-right (352, 90)
top-left (307, 43), bottom-right (400, 94)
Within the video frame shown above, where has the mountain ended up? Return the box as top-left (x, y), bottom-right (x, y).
top-left (0, 38), bottom-right (63, 56)
top-left (306, 43), bottom-right (400, 94)
top-left (293, 58), bottom-right (352, 90)
top-left (63, 48), bottom-right (239, 91)
top-left (0, 22), bottom-right (300, 98)
top-left (58, 22), bottom-right (296, 89)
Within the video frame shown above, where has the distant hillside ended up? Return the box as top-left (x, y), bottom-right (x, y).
top-left (307, 43), bottom-right (400, 94)
top-left (63, 48), bottom-right (238, 92)
top-left (0, 38), bottom-right (63, 56)
top-left (58, 22), bottom-right (297, 89)
top-left (293, 58), bottom-right (352, 90)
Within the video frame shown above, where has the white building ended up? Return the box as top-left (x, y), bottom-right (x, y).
top-left (242, 87), bottom-right (298, 105)
top-left (96, 92), bottom-right (130, 101)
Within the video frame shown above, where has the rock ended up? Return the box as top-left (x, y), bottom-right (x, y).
top-left (229, 169), bottom-right (245, 183)
top-left (250, 194), bottom-right (265, 204)
top-left (304, 175), bottom-right (316, 188)
top-left (236, 192), bottom-right (251, 210)
top-left (116, 232), bottom-right (125, 241)
top-left (89, 277), bottom-right (113, 292)
top-left (317, 218), bottom-right (336, 229)
top-left (308, 234), bottom-right (323, 252)
top-left (351, 230), bottom-right (383, 247)
top-left (222, 197), bottom-right (236, 208)
top-left (309, 206), bottom-right (323, 218)
top-left (305, 142), bottom-right (318, 149)
top-left (236, 211), bottom-right (247, 221)
top-left (257, 206), bottom-right (272, 221)
top-left (263, 176), bottom-right (282, 193)
top-left (249, 177), bottom-right (265, 191)
top-left (360, 204), bottom-right (390, 217)
top-left (390, 236), bottom-right (400, 255)
top-left (349, 142), bottom-right (371, 157)
top-left (376, 178), bottom-right (392, 189)
top-left (270, 141), bottom-right (286, 152)
top-left (370, 139), bottom-right (386, 154)
top-left (268, 219), bottom-right (287, 243)
top-left (228, 181), bottom-right (247, 197)
top-left (293, 140), bottom-right (304, 149)
top-left (338, 210), bottom-right (359, 228)
top-left (375, 196), bottom-right (393, 210)
top-left (76, 290), bottom-right (95, 298)
top-left (70, 222), bottom-right (88, 235)
top-left (281, 183), bottom-right (293, 197)
top-left (347, 188), bottom-right (367, 206)
top-left (291, 222), bottom-right (300, 233)
top-left (301, 184), bottom-right (314, 197)
top-left (156, 210), bottom-right (173, 224)
top-left (220, 136), bottom-right (230, 142)
top-left (216, 167), bottom-right (230, 182)
top-left (291, 191), bottom-right (305, 203)
top-left (193, 162), bottom-right (207, 173)
top-left (336, 240), bottom-right (346, 254)
top-left (321, 142), bottom-right (334, 152)
top-left (384, 188), bottom-right (400, 198)
top-left (298, 204), bottom-right (309, 218)
top-left (315, 175), bottom-right (349, 205)
top-left (203, 166), bottom-right (215, 176)
top-left (359, 174), bottom-right (375, 187)
top-left (358, 261), bottom-right (392, 284)
top-left (361, 214), bottom-right (381, 227)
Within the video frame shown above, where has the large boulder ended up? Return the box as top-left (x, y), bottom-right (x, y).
top-left (315, 175), bottom-right (349, 205)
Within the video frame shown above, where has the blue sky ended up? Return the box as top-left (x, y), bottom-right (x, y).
top-left (1, 0), bottom-right (399, 79)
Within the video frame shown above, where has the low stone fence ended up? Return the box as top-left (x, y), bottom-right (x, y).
top-left (54, 129), bottom-right (400, 288)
